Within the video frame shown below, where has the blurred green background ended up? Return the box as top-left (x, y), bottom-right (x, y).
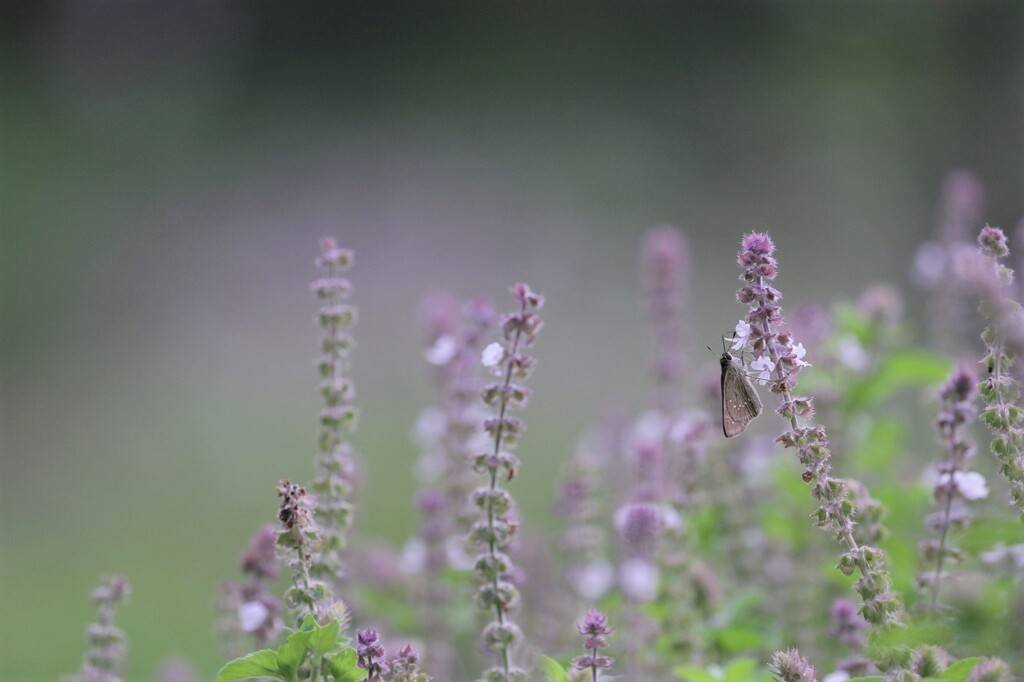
top-left (2, 2), bottom-right (1022, 679)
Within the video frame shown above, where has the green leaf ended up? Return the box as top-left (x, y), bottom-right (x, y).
top-left (309, 618), bottom-right (342, 656)
top-left (214, 649), bottom-right (283, 682)
top-left (846, 677), bottom-right (885, 682)
top-left (724, 659), bottom-right (758, 682)
top-left (938, 658), bottom-right (985, 682)
top-left (538, 655), bottom-right (569, 682)
top-left (328, 648), bottom-right (363, 682)
top-left (277, 628), bottom-right (314, 678)
top-left (673, 665), bottom-right (719, 682)
top-left (716, 626), bottom-right (766, 655)
top-left (845, 350), bottom-right (952, 409)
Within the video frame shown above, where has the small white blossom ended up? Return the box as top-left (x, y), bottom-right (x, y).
top-left (576, 560), bottom-right (615, 600)
top-left (619, 558), bottom-right (660, 603)
top-left (399, 538), bottom-right (427, 575)
top-left (481, 342), bottom-right (504, 370)
top-left (791, 342), bottom-right (811, 368)
top-left (837, 336), bottom-right (869, 372)
top-left (823, 671), bottom-right (851, 682)
top-left (424, 333), bottom-right (458, 366)
top-left (731, 319), bottom-right (752, 350)
top-left (238, 601), bottom-right (269, 633)
top-left (940, 470), bottom-right (989, 500)
top-left (750, 355), bottom-right (775, 385)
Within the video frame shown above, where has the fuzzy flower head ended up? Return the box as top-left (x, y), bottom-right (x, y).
top-left (615, 503), bottom-right (662, 558)
top-left (979, 225), bottom-right (1009, 260)
top-left (769, 649), bottom-right (817, 682)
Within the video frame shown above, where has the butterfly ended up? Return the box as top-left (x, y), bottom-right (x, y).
top-left (716, 341), bottom-right (763, 438)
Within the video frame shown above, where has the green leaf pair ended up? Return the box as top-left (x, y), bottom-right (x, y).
top-left (215, 614), bottom-right (357, 682)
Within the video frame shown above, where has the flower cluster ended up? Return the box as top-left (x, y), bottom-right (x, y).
top-left (469, 283), bottom-right (544, 681)
top-left (768, 649), bottom-right (817, 682)
top-left (918, 364), bottom-right (983, 611)
top-left (972, 225), bottom-right (1024, 515)
top-left (388, 644), bottom-right (431, 682)
top-left (217, 525), bottom-right (282, 655)
top-left (276, 479), bottom-right (332, 623)
top-left (64, 574), bottom-right (131, 682)
top-left (571, 609), bottom-right (614, 679)
top-left (734, 232), bottom-right (901, 629)
top-left (310, 236), bottom-right (360, 585)
top-left (356, 629), bottom-right (389, 680)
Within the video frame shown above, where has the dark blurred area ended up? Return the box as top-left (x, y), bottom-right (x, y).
top-left (1, 2), bottom-right (1022, 678)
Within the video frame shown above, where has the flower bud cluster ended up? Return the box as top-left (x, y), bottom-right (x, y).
top-left (971, 226), bottom-right (1024, 515)
top-left (276, 479), bottom-right (331, 623)
top-left (469, 283), bottom-right (543, 682)
top-left (571, 609), bottom-right (614, 678)
top-left (310, 236), bottom-right (359, 585)
top-left (65, 574), bottom-right (131, 682)
top-left (768, 649), bottom-right (817, 682)
top-left (734, 233), bottom-right (900, 629)
top-left (389, 643), bottom-right (431, 682)
top-left (918, 364), bottom-right (983, 610)
top-left (357, 629), bottom-right (389, 681)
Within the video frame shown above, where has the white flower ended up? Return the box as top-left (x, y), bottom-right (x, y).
top-left (823, 671), bottom-right (851, 682)
top-left (576, 560), bottom-right (615, 600)
top-left (837, 336), bottom-right (869, 372)
top-left (399, 538), bottom-right (427, 575)
top-left (791, 342), bottom-right (811, 368)
top-left (424, 333), bottom-right (458, 366)
top-left (412, 406), bottom-right (446, 446)
top-left (481, 342), bottom-right (504, 370)
top-left (619, 558), bottom-right (660, 603)
top-left (444, 535), bottom-right (475, 570)
top-left (750, 355), bottom-right (775, 385)
top-left (731, 320), bottom-right (752, 351)
top-left (629, 410), bottom-right (669, 448)
top-left (940, 470), bottom-right (989, 500)
top-left (238, 601), bottom-right (269, 633)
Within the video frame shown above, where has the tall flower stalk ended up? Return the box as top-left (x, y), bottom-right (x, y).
top-left (918, 364), bottom-right (984, 612)
top-left (309, 237), bottom-right (359, 586)
top-left (469, 283), bottom-right (544, 681)
top-left (411, 293), bottom-right (495, 678)
top-left (733, 232), bottom-right (901, 629)
top-left (972, 226), bottom-right (1024, 515)
top-left (64, 574), bottom-right (131, 682)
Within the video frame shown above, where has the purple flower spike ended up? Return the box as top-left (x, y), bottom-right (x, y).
top-left (572, 609), bottom-right (614, 680)
top-left (733, 233), bottom-right (901, 629)
top-left (357, 629), bottom-right (389, 679)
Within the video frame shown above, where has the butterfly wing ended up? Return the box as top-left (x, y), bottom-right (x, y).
top-left (722, 354), bottom-right (764, 438)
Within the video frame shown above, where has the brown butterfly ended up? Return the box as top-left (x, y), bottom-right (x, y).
top-left (717, 346), bottom-right (763, 438)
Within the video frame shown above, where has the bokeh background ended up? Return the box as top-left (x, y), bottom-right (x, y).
top-left (2, 2), bottom-right (1023, 679)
